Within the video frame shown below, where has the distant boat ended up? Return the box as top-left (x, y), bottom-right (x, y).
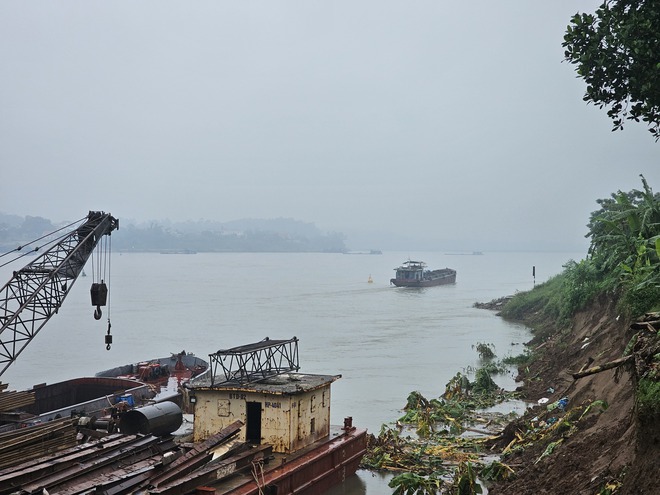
top-left (390, 260), bottom-right (456, 287)
top-left (368, 274), bottom-right (373, 283)
top-left (343, 249), bottom-right (382, 255)
top-left (96, 351), bottom-right (208, 384)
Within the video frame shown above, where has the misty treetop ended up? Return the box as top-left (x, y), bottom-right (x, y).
top-left (0, 215), bottom-right (348, 254)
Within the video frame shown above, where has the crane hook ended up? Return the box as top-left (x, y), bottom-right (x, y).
top-left (91, 282), bottom-right (107, 321)
top-left (105, 320), bottom-right (112, 350)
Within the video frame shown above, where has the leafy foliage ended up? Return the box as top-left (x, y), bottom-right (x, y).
top-left (587, 175), bottom-right (660, 316)
top-left (562, 1), bottom-right (660, 139)
top-left (453, 462), bottom-right (482, 495)
top-left (479, 460), bottom-right (514, 482)
top-left (502, 176), bottom-right (660, 322)
top-left (637, 377), bottom-right (660, 418)
top-left (473, 342), bottom-right (496, 360)
top-left (501, 351), bottom-right (534, 367)
top-left (362, 367), bottom-right (521, 493)
top-left (389, 472), bottom-right (445, 495)
top-left (399, 369), bottom-right (518, 438)
top-left (471, 368), bottom-right (499, 395)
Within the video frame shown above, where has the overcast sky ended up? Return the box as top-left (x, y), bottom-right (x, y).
top-left (1, 1), bottom-right (658, 252)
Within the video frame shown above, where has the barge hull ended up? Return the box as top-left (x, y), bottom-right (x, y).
top-left (216, 426), bottom-right (367, 495)
top-left (390, 275), bottom-right (456, 287)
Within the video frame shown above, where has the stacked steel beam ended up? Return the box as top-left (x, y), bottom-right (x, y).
top-left (0, 420), bottom-right (271, 495)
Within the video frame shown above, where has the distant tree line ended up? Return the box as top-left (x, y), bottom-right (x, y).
top-left (0, 214), bottom-right (348, 254)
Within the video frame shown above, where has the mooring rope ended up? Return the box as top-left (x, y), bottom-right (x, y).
top-left (251, 460), bottom-right (266, 495)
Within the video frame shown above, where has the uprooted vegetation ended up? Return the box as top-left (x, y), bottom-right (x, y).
top-left (361, 177), bottom-right (660, 494)
top-left (361, 302), bottom-right (659, 494)
top-left (358, 317), bottom-right (659, 495)
top-left (360, 348), bottom-right (524, 494)
top-left (484, 294), bottom-right (660, 495)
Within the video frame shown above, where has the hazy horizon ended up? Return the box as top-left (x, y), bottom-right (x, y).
top-left (1, 1), bottom-right (657, 254)
top-left (0, 209), bottom-right (587, 254)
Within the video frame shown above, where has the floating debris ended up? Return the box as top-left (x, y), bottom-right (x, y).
top-left (360, 365), bottom-right (521, 493)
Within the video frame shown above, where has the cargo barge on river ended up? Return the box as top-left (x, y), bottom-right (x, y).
top-left (390, 260), bottom-right (457, 287)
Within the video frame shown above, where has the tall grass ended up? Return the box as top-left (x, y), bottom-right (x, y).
top-left (499, 258), bottom-right (623, 329)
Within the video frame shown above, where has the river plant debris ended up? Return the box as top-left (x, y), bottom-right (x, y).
top-left (360, 344), bottom-right (523, 493)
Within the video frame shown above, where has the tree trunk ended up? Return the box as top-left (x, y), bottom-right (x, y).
top-left (571, 355), bottom-right (634, 380)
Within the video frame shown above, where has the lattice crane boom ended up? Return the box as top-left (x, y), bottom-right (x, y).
top-left (0, 211), bottom-right (119, 376)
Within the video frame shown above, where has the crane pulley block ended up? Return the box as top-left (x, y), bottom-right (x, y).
top-left (91, 281), bottom-right (108, 307)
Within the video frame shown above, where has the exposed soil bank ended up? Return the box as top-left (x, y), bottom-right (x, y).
top-left (484, 295), bottom-right (659, 495)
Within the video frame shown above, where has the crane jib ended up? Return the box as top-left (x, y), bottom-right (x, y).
top-left (0, 211), bottom-right (119, 377)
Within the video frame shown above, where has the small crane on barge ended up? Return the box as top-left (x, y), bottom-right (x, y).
top-left (0, 211), bottom-right (119, 377)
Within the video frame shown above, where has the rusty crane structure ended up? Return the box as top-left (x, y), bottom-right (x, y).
top-left (0, 211), bottom-right (119, 377)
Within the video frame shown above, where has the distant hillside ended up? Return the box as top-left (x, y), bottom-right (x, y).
top-left (0, 213), bottom-right (348, 253)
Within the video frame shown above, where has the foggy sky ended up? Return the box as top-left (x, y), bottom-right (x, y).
top-left (1, 1), bottom-right (658, 252)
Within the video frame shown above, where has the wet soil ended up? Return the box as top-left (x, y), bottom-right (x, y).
top-left (483, 295), bottom-right (659, 495)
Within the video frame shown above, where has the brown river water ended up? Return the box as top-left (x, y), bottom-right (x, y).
top-left (1, 250), bottom-right (582, 493)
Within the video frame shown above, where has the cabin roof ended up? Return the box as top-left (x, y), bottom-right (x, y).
top-left (395, 260), bottom-right (426, 270)
top-left (190, 372), bottom-right (340, 395)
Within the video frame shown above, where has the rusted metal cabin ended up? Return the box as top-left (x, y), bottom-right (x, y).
top-left (189, 337), bottom-right (339, 453)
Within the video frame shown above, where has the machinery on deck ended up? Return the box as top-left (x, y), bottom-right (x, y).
top-left (0, 211), bottom-right (119, 376)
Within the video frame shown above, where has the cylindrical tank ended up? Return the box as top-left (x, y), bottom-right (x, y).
top-left (120, 401), bottom-right (183, 436)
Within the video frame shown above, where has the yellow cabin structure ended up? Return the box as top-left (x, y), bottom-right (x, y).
top-left (188, 337), bottom-right (340, 454)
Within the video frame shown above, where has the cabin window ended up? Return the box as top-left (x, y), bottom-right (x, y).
top-left (310, 417), bottom-right (316, 434)
top-left (322, 390), bottom-right (327, 408)
top-left (310, 394), bottom-right (316, 413)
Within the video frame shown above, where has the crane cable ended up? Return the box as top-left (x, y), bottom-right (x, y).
top-left (0, 216), bottom-right (87, 268)
top-left (105, 234), bottom-right (113, 350)
top-left (90, 231), bottom-right (114, 350)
